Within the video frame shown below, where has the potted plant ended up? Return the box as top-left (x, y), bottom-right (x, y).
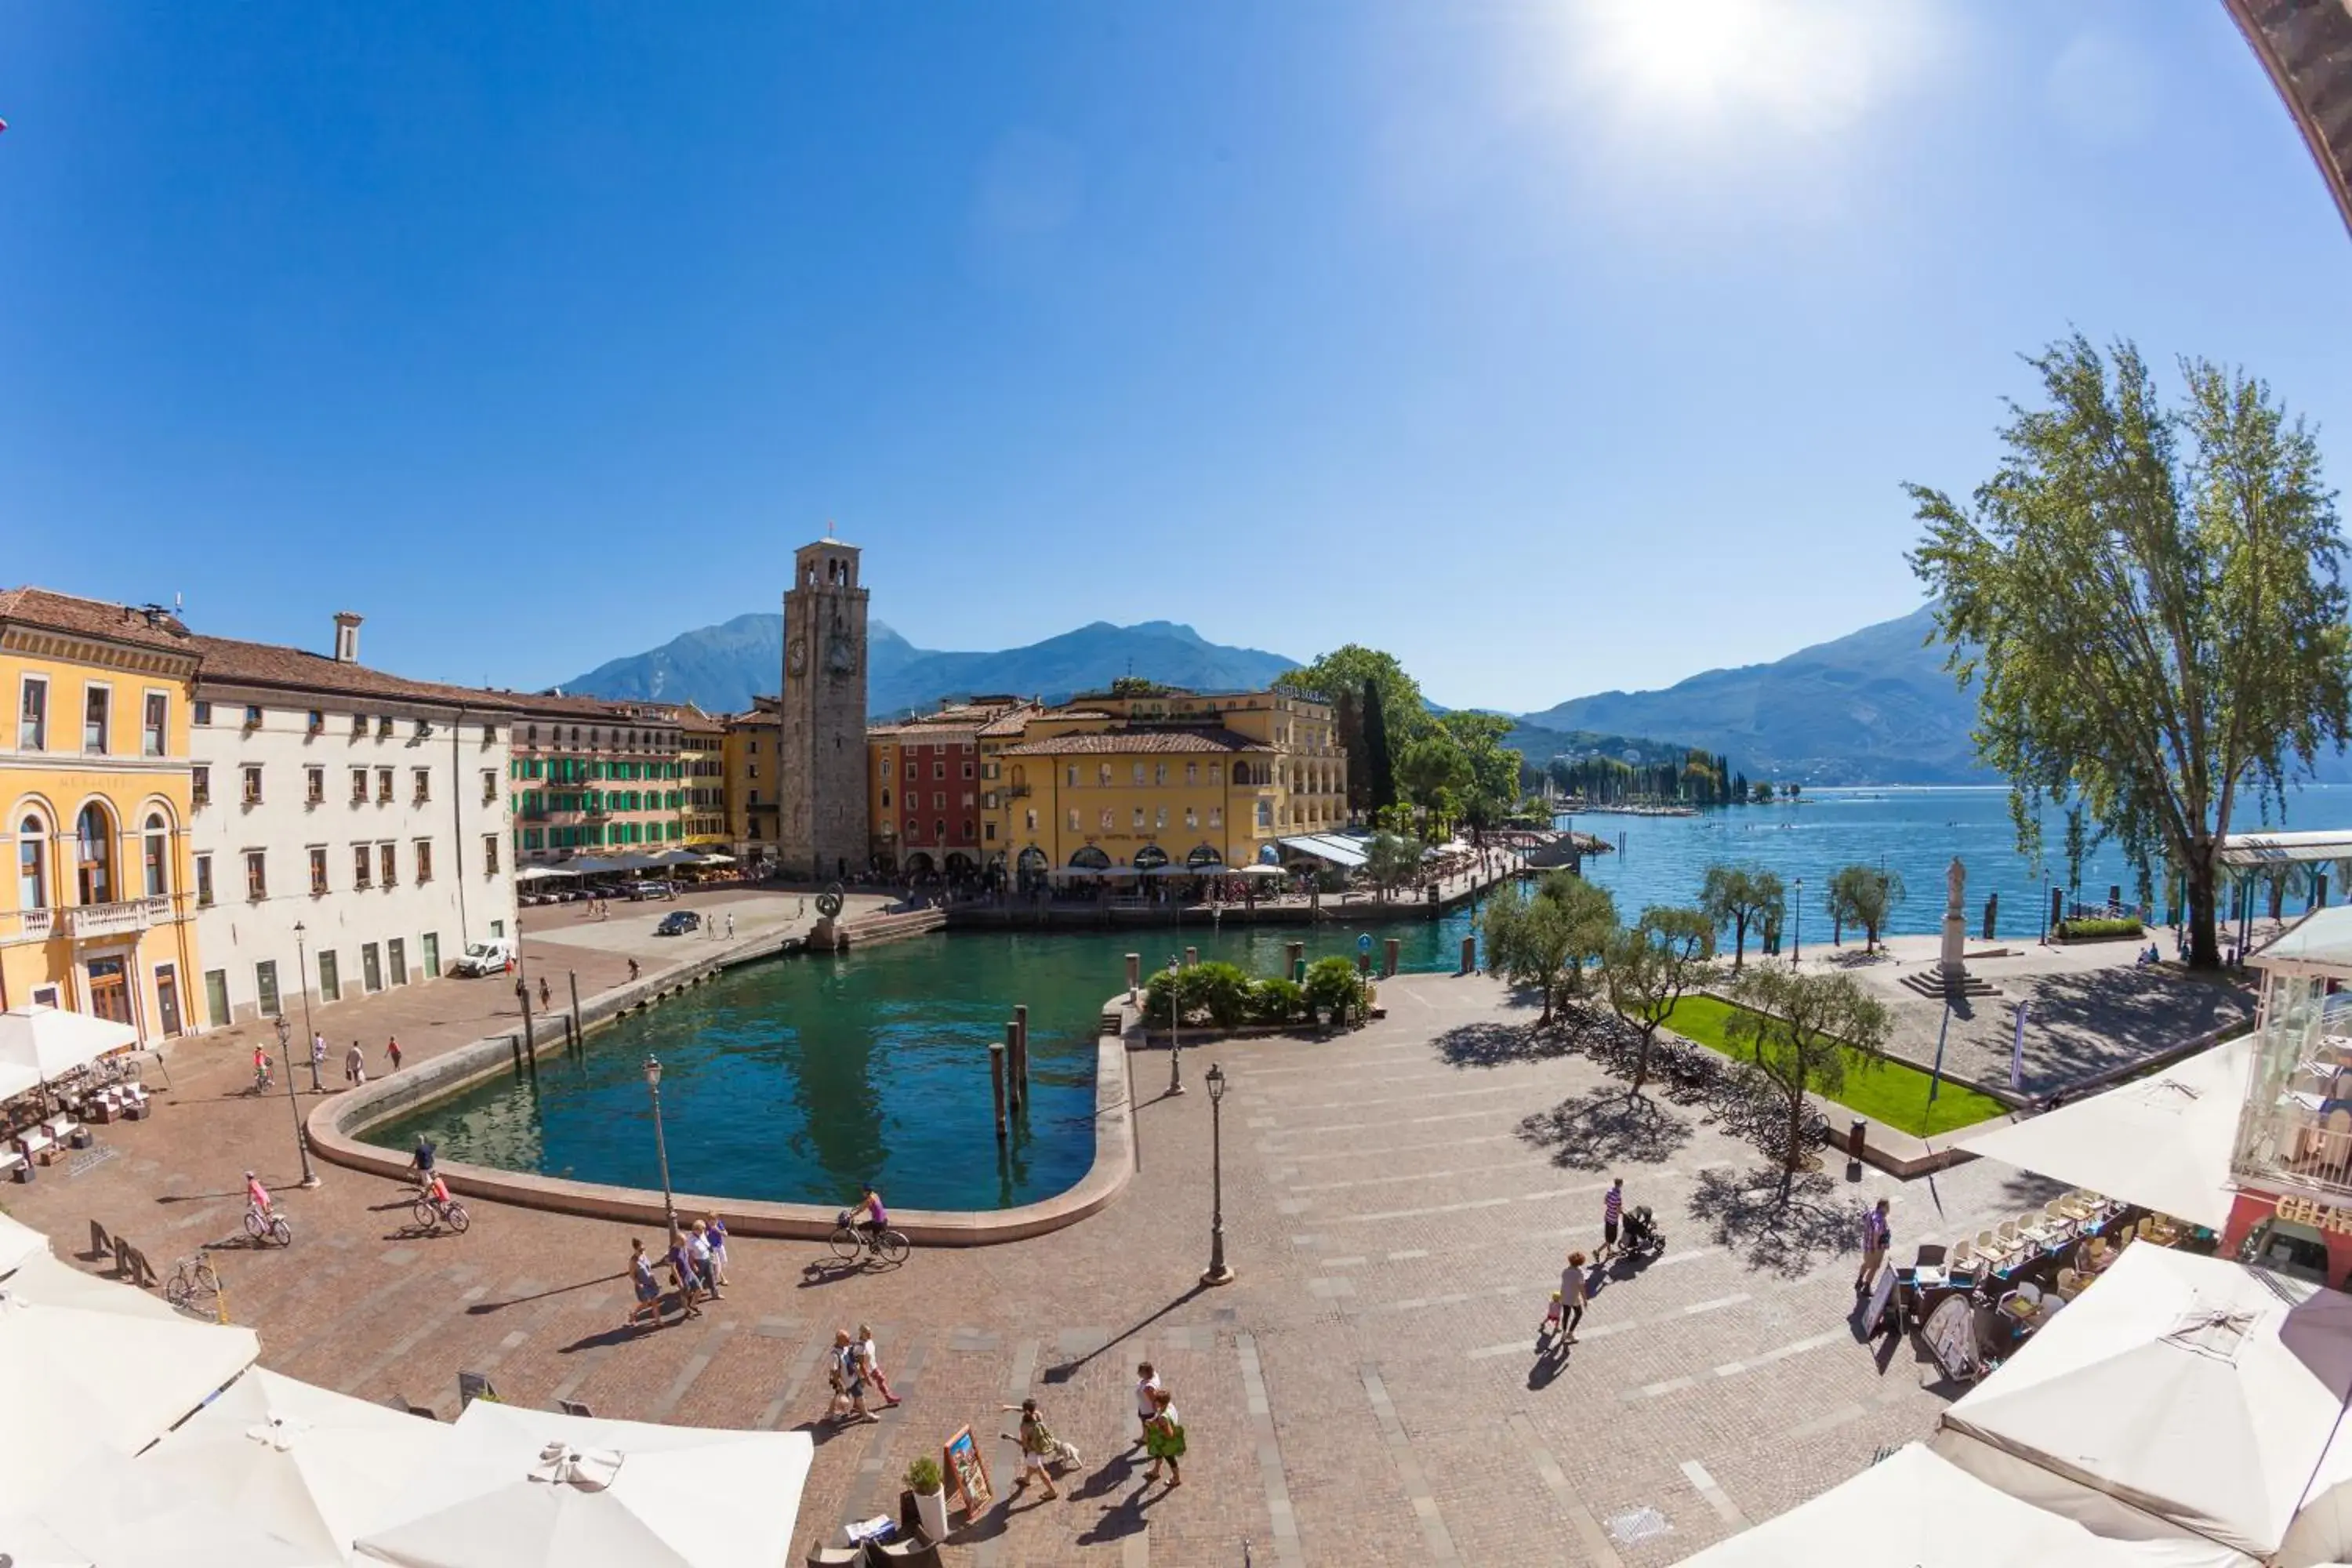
top-left (905, 1454), bottom-right (949, 1541)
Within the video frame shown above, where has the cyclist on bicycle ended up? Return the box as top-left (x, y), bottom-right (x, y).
top-left (425, 1171), bottom-right (452, 1211)
top-left (406, 1134), bottom-right (437, 1189)
top-left (853, 1183), bottom-right (887, 1241)
top-left (252, 1045), bottom-right (273, 1091)
top-left (245, 1170), bottom-right (273, 1219)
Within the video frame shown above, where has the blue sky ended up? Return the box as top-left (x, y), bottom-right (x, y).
top-left (5, 2), bottom-right (2347, 712)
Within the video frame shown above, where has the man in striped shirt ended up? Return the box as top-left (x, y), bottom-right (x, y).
top-left (1601, 1178), bottom-right (1624, 1260)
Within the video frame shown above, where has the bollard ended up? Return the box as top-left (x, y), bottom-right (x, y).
top-left (2049, 884), bottom-right (2064, 933)
top-left (568, 971), bottom-right (583, 1051)
top-left (1185, 946), bottom-right (1198, 969)
top-left (1287, 942), bottom-right (1305, 983)
top-left (1983, 892), bottom-right (1998, 942)
top-left (1126, 953), bottom-right (1141, 1003)
top-left (1460, 934), bottom-right (1476, 975)
top-left (1849, 1117), bottom-right (1868, 1178)
top-left (1014, 1004), bottom-right (1030, 1098)
top-left (510, 1034), bottom-right (524, 1077)
top-left (989, 1043), bottom-right (1008, 1143)
top-left (1005, 1022), bottom-right (1024, 1114)
top-left (1383, 937), bottom-right (1399, 978)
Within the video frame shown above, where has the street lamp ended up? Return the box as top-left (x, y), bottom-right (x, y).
top-left (643, 1054), bottom-right (677, 1232)
top-left (1792, 880), bottom-right (1804, 966)
top-left (1201, 1062), bottom-right (1233, 1286)
top-left (1165, 954), bottom-right (1185, 1097)
top-left (272, 1010), bottom-right (318, 1188)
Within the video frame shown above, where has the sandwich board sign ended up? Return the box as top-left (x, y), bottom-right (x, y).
top-left (944, 1425), bottom-right (993, 1522)
top-left (1922, 1294), bottom-right (1979, 1384)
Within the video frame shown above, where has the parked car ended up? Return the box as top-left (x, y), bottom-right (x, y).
top-left (626, 880), bottom-right (677, 902)
top-left (655, 910), bottom-right (702, 937)
top-left (450, 938), bottom-right (517, 976)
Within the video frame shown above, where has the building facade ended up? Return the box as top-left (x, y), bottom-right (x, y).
top-left (0, 590), bottom-right (204, 1044)
top-left (508, 697), bottom-right (686, 863)
top-left (723, 699), bottom-right (781, 866)
top-left (187, 615), bottom-right (521, 1027)
top-left (778, 537), bottom-right (869, 880)
top-left (678, 706), bottom-right (728, 848)
top-left (866, 702), bottom-right (1020, 876)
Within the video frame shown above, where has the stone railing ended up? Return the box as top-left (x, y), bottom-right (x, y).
top-left (64, 896), bottom-right (172, 940)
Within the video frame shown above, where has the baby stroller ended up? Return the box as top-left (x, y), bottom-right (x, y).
top-left (1620, 1205), bottom-right (1666, 1259)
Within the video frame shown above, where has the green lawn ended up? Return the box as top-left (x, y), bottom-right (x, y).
top-left (1658, 993), bottom-right (2008, 1139)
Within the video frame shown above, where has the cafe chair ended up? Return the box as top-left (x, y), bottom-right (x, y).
top-left (2053, 1266), bottom-right (2083, 1303)
top-left (805, 1548), bottom-right (868, 1568)
top-left (873, 1541), bottom-right (946, 1568)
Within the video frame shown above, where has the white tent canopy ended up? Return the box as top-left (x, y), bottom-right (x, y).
top-left (2, 1248), bottom-right (183, 1322)
top-left (0, 1446), bottom-right (315, 1568)
top-left (355, 1399), bottom-right (813, 1568)
top-left (0, 1279), bottom-right (261, 1497)
top-left (0, 1002), bottom-right (140, 1085)
top-left (1677, 1443), bottom-right (2253, 1568)
top-left (1934, 1244), bottom-right (2352, 1560)
top-left (0, 1208), bottom-right (49, 1276)
top-left (139, 1366), bottom-right (456, 1563)
top-left (1958, 1036), bottom-right (2249, 1231)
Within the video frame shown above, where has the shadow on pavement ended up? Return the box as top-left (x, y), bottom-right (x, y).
top-left (1516, 1084), bottom-right (1693, 1171)
top-left (1686, 1163), bottom-right (1866, 1279)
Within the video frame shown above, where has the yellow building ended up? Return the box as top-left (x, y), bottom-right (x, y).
top-left (722, 698), bottom-right (782, 866)
top-left (0, 589), bottom-right (204, 1042)
top-left (678, 705), bottom-right (728, 847)
top-left (978, 685), bottom-right (1348, 884)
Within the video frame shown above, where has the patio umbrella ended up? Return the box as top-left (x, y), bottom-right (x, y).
top-left (0, 1208), bottom-right (46, 1276)
top-left (355, 1399), bottom-right (811, 1568)
top-left (0, 1444), bottom-right (316, 1568)
top-left (2, 1249), bottom-right (182, 1322)
top-left (137, 1367), bottom-right (454, 1563)
top-left (0, 1002), bottom-right (138, 1082)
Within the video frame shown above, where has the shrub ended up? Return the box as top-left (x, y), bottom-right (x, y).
top-left (2056, 916), bottom-right (2143, 941)
top-left (905, 1455), bottom-right (943, 1494)
top-left (1248, 976), bottom-right (1305, 1025)
top-left (1141, 960), bottom-right (1259, 1028)
top-left (1303, 955), bottom-right (1367, 1027)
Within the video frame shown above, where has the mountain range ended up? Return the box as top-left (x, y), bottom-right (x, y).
top-left (557, 604), bottom-right (2352, 786)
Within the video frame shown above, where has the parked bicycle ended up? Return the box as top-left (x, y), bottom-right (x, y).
top-left (163, 1251), bottom-right (222, 1312)
top-left (244, 1204), bottom-right (292, 1247)
top-left (826, 1217), bottom-right (911, 1268)
top-left (412, 1193), bottom-right (471, 1234)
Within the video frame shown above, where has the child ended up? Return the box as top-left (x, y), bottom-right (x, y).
top-left (1539, 1289), bottom-right (1565, 1348)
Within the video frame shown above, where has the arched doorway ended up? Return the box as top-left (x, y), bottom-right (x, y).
top-left (1133, 844), bottom-right (1170, 870)
top-left (1069, 845), bottom-right (1112, 869)
top-left (1185, 844), bottom-right (1223, 867)
top-left (945, 851), bottom-right (975, 875)
top-left (905, 851), bottom-right (936, 877)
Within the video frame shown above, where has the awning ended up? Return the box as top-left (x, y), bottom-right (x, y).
top-left (1225, 864), bottom-right (1288, 878)
top-left (1958, 1036), bottom-right (2249, 1232)
top-left (514, 866), bottom-right (583, 882)
top-left (2250, 906), bottom-right (2352, 972)
top-left (0, 1004), bottom-right (140, 1086)
top-left (1275, 833), bottom-right (1370, 869)
top-left (2217, 830), bottom-right (2352, 870)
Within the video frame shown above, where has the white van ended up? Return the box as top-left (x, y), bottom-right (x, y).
top-left (451, 938), bottom-right (517, 977)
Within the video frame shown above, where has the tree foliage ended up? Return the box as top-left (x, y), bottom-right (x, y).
top-left (1302, 955), bottom-right (1368, 1028)
top-left (1483, 871), bottom-right (1617, 1025)
top-left (1362, 677), bottom-right (1398, 811)
top-left (1361, 831), bottom-right (1422, 901)
top-left (1277, 647), bottom-right (1427, 816)
top-left (1824, 865), bottom-right (1905, 953)
top-left (1699, 862), bottom-right (1784, 971)
top-left (1722, 967), bottom-right (1893, 1200)
top-left (1908, 334), bottom-right (2352, 969)
top-left (1602, 906), bottom-right (1716, 1094)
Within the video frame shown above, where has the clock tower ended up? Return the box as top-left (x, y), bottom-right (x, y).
top-left (779, 534), bottom-right (870, 880)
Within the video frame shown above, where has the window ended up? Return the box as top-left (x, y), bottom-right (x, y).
top-left (483, 833), bottom-right (499, 874)
top-left (415, 839), bottom-right (434, 882)
top-left (353, 844), bottom-right (372, 889)
top-left (376, 768), bottom-right (393, 803)
top-left (245, 849), bottom-right (267, 901)
top-left (1257, 800), bottom-right (1273, 829)
top-left (16, 815), bottom-right (46, 909)
top-left (379, 842), bottom-right (397, 886)
top-left (1186, 762), bottom-right (1198, 784)
top-left (1156, 806), bottom-right (1168, 829)
top-left (1100, 809), bottom-right (1115, 830)
top-left (318, 950), bottom-right (339, 1002)
top-left (1066, 764), bottom-right (1079, 787)
top-left (1068, 809), bottom-right (1080, 832)
top-left (413, 720), bottom-right (429, 739)
top-left (1209, 808), bottom-right (1223, 829)
top-left (1210, 764), bottom-right (1223, 785)
top-left (376, 716), bottom-right (393, 738)
top-left (82, 685), bottom-right (109, 753)
top-left (306, 765), bottom-right (325, 804)
top-left (350, 768), bottom-right (368, 804)
top-left (1099, 764), bottom-right (1112, 786)
top-left (242, 703), bottom-right (262, 729)
top-left (881, 788), bottom-right (891, 809)
top-left (143, 692), bottom-right (168, 757)
top-left (1185, 807), bottom-right (1198, 829)
top-left (963, 760), bottom-right (974, 779)
top-left (481, 769), bottom-right (497, 804)
top-left (412, 768), bottom-right (430, 803)
top-left (309, 847), bottom-right (328, 895)
top-left (931, 818), bottom-right (944, 840)
top-left (352, 713), bottom-right (367, 737)
top-left (1133, 763), bottom-right (1147, 786)
top-left (905, 760), bottom-right (916, 781)
top-left (191, 766), bottom-right (211, 806)
top-left (193, 852), bottom-right (212, 907)
top-left (241, 764), bottom-right (263, 804)
top-left (1026, 808), bottom-right (1038, 832)
top-left (193, 700), bottom-right (211, 728)
top-left (16, 678), bottom-right (47, 752)
top-left (933, 760), bottom-right (946, 779)
top-left (388, 938), bottom-right (407, 985)
top-left (143, 815), bottom-right (168, 896)
top-left (964, 792), bottom-right (976, 808)
top-left (74, 804), bottom-right (113, 904)
top-left (256, 960), bottom-right (281, 1018)
top-left (1133, 808), bottom-right (1146, 829)
top-left (1155, 763), bottom-right (1167, 786)
top-left (301, 710), bottom-right (322, 735)
top-left (933, 792), bottom-right (946, 810)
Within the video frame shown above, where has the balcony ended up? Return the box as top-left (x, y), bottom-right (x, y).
top-left (2230, 976), bottom-right (2352, 1201)
top-left (64, 896), bottom-right (172, 940)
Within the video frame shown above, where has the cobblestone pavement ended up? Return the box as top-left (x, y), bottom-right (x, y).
top-left (5, 929), bottom-right (2070, 1566)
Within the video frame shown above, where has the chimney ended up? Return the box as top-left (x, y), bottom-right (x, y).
top-left (332, 612), bottom-right (364, 664)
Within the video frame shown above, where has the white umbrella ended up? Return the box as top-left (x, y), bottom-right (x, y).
top-left (0, 1208), bottom-right (48, 1276)
top-left (356, 1399), bottom-right (811, 1568)
top-left (1958, 1036), bottom-right (2249, 1232)
top-left (0, 1282), bottom-right (260, 1497)
top-left (2, 1249), bottom-right (182, 1321)
top-left (0, 1444), bottom-right (316, 1568)
top-left (0, 1002), bottom-right (140, 1083)
top-left (137, 1367), bottom-right (454, 1563)
top-left (694, 851), bottom-right (735, 866)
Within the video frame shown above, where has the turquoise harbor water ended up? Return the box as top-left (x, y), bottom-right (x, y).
top-left (373, 786), bottom-right (2352, 1210)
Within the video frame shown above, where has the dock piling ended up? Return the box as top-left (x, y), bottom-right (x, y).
top-left (989, 1043), bottom-right (1008, 1143)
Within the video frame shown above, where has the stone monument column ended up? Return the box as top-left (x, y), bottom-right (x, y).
top-left (1941, 856), bottom-right (1969, 985)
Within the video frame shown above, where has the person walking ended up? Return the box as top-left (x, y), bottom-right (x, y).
top-left (666, 1230), bottom-right (702, 1319)
top-left (1142, 1388), bottom-right (1184, 1489)
top-left (1000, 1399), bottom-right (1062, 1497)
top-left (1857, 1198), bottom-right (1893, 1294)
top-left (1132, 1361), bottom-right (1163, 1450)
top-left (627, 958), bottom-right (641, 983)
top-left (538, 976), bottom-right (551, 1010)
top-left (344, 1041), bottom-right (367, 1087)
top-left (832, 1329), bottom-right (878, 1424)
top-left (625, 1239), bottom-right (663, 1330)
top-left (1600, 1177), bottom-right (1624, 1261)
top-left (858, 1323), bottom-right (900, 1406)
top-left (725, 912), bottom-right (735, 940)
top-left (1559, 1251), bottom-right (1589, 1345)
top-left (702, 1214), bottom-right (730, 1287)
top-left (308, 1032), bottom-right (326, 1093)
top-left (687, 1221), bottom-right (719, 1301)
top-left (386, 1035), bottom-right (403, 1073)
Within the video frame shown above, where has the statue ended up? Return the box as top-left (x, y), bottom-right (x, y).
top-left (1945, 856), bottom-right (1966, 916)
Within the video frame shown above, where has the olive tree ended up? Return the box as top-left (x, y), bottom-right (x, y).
top-left (1483, 873), bottom-right (1617, 1025)
top-left (1602, 906), bottom-right (1716, 1095)
top-left (1722, 967), bottom-right (1892, 1201)
top-left (1824, 865), bottom-right (1905, 954)
top-left (1700, 863), bottom-right (1784, 971)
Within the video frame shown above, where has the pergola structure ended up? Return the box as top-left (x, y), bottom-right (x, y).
top-left (2227, 0), bottom-right (2352, 238)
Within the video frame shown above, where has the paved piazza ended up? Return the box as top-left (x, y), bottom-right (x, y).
top-left (8, 889), bottom-right (2070, 1566)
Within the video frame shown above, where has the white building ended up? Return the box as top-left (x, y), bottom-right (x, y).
top-left (187, 614), bottom-right (520, 1029)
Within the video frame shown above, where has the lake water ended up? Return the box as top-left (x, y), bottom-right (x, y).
top-left (373, 784), bottom-right (2352, 1210)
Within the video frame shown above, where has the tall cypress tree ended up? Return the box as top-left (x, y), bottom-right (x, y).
top-left (1362, 676), bottom-right (1398, 811)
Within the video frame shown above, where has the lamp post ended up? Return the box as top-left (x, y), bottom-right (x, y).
top-left (272, 1010), bottom-right (318, 1188)
top-left (1792, 879), bottom-right (1804, 966)
top-left (1165, 954), bottom-right (1185, 1097)
top-left (644, 1054), bottom-right (677, 1233)
top-left (1202, 1062), bottom-right (1233, 1286)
